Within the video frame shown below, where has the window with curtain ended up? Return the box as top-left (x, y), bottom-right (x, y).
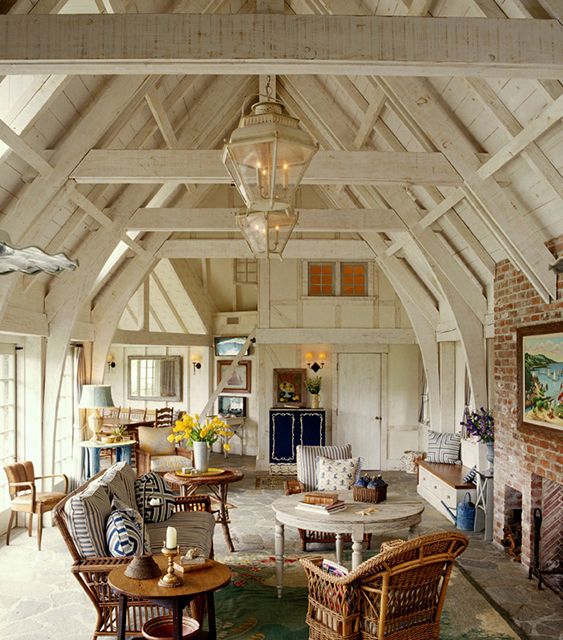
top-left (54, 351), bottom-right (76, 475)
top-left (0, 347), bottom-right (16, 510)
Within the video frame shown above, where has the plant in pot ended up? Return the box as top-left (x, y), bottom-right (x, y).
top-left (460, 407), bottom-right (494, 471)
top-left (168, 413), bottom-right (233, 472)
top-left (306, 376), bottom-right (322, 409)
top-left (112, 425), bottom-right (128, 442)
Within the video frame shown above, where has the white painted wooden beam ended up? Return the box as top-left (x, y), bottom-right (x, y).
top-left (0, 15), bottom-right (560, 77)
top-left (0, 118), bottom-right (52, 175)
top-left (158, 239), bottom-right (375, 259)
top-left (255, 328), bottom-right (416, 344)
top-left (112, 329), bottom-right (211, 346)
top-left (0, 306), bottom-right (48, 336)
top-left (127, 207), bottom-right (405, 232)
top-left (477, 95), bottom-right (563, 178)
top-left (71, 149), bottom-right (461, 185)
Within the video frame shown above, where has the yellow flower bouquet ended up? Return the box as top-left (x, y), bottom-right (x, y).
top-left (167, 413), bottom-right (234, 451)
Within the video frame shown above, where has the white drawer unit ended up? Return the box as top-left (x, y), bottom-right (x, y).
top-left (417, 461), bottom-right (476, 521)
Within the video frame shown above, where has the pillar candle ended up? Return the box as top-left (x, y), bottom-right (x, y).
top-left (166, 526), bottom-right (177, 549)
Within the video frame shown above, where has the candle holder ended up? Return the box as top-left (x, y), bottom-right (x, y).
top-left (158, 544), bottom-right (183, 588)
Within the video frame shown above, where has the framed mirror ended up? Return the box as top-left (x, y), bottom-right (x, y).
top-left (127, 355), bottom-right (183, 401)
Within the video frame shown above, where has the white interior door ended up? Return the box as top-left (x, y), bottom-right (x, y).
top-left (336, 353), bottom-right (382, 470)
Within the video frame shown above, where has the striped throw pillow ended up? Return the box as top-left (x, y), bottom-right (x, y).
top-left (63, 480), bottom-right (111, 557)
top-left (99, 462), bottom-right (137, 510)
top-left (296, 444), bottom-right (352, 491)
top-left (427, 431), bottom-right (461, 464)
top-left (135, 472), bottom-right (176, 523)
top-left (106, 498), bottom-right (150, 558)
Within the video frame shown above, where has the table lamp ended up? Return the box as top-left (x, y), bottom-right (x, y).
top-left (79, 384), bottom-right (115, 441)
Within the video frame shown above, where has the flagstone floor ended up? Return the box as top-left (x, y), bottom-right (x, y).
top-left (0, 454), bottom-right (561, 640)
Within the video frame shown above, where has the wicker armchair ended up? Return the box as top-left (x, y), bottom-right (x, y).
top-left (300, 532), bottom-right (468, 640)
top-left (53, 473), bottom-right (213, 639)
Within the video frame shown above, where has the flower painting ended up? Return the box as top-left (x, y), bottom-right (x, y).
top-left (518, 322), bottom-right (563, 432)
top-left (273, 368), bottom-right (306, 408)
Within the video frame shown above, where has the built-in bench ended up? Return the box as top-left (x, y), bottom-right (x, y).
top-left (417, 460), bottom-right (476, 520)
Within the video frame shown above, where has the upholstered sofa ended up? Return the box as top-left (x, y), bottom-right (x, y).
top-left (53, 462), bottom-right (214, 639)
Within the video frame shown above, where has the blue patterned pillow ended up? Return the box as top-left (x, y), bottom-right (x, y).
top-left (135, 472), bottom-right (175, 523)
top-left (106, 498), bottom-right (149, 558)
top-left (316, 456), bottom-right (361, 491)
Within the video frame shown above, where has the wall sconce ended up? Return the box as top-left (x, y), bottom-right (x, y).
top-left (192, 356), bottom-right (202, 373)
top-left (305, 352), bottom-right (326, 373)
top-left (106, 354), bottom-right (116, 370)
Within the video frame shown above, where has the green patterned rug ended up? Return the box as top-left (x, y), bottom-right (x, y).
top-left (214, 554), bottom-right (521, 640)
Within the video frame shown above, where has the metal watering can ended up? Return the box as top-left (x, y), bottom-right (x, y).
top-left (441, 492), bottom-right (475, 531)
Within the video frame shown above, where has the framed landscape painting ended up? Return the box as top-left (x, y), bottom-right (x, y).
top-left (218, 395), bottom-right (247, 417)
top-left (273, 368), bottom-right (307, 408)
top-left (217, 360), bottom-right (251, 393)
top-left (214, 336), bottom-right (249, 357)
top-left (517, 321), bottom-right (563, 432)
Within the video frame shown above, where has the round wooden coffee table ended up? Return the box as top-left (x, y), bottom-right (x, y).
top-left (109, 555), bottom-right (230, 640)
top-left (272, 490), bottom-right (424, 597)
top-left (164, 468), bottom-right (244, 552)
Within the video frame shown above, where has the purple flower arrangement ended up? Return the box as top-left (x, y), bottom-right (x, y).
top-left (460, 407), bottom-right (494, 442)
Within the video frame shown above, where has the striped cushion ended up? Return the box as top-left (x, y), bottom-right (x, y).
top-left (135, 472), bottom-right (176, 523)
top-left (106, 497), bottom-right (149, 558)
top-left (138, 426), bottom-right (175, 455)
top-left (146, 510), bottom-right (215, 558)
top-left (98, 462), bottom-right (137, 510)
top-left (427, 430), bottom-right (461, 464)
top-left (63, 481), bottom-right (111, 557)
top-left (296, 444), bottom-right (352, 491)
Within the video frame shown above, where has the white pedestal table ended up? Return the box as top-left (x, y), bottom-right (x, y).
top-left (271, 490), bottom-right (425, 598)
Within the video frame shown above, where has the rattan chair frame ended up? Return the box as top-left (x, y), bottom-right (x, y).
top-left (53, 470), bottom-right (213, 640)
top-left (300, 532), bottom-right (468, 640)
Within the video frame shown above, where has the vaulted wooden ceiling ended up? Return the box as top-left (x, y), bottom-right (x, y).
top-left (0, 0), bottom-right (561, 439)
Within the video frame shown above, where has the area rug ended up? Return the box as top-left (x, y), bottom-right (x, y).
top-left (254, 473), bottom-right (295, 489)
top-left (213, 553), bottom-right (521, 640)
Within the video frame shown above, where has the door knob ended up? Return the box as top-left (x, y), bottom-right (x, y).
top-left (374, 416), bottom-right (382, 421)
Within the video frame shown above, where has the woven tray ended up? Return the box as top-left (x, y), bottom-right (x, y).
top-left (352, 483), bottom-right (388, 503)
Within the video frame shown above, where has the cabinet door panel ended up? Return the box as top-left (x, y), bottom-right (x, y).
top-left (269, 412), bottom-right (296, 462)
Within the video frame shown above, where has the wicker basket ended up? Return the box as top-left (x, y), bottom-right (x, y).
top-left (352, 483), bottom-right (387, 503)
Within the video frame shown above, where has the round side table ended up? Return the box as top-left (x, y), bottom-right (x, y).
top-left (108, 555), bottom-right (230, 640)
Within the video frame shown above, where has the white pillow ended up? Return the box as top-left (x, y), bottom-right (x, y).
top-left (316, 456), bottom-right (360, 491)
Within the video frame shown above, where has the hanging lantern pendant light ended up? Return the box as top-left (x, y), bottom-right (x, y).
top-left (236, 207), bottom-right (298, 259)
top-left (223, 99), bottom-right (318, 212)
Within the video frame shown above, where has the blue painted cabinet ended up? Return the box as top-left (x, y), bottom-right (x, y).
top-left (269, 409), bottom-right (326, 464)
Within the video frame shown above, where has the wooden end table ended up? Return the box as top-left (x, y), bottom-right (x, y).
top-left (108, 555), bottom-right (230, 640)
top-left (164, 469), bottom-right (244, 552)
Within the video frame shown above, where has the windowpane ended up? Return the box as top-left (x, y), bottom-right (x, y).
top-left (340, 263), bottom-right (367, 296)
top-left (0, 352), bottom-right (16, 510)
top-left (55, 352), bottom-right (76, 475)
top-left (308, 262), bottom-right (335, 296)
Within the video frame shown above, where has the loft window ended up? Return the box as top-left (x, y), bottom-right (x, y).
top-left (235, 259), bottom-right (258, 285)
top-left (341, 262), bottom-right (368, 296)
top-left (308, 262), bottom-right (335, 296)
top-left (307, 262), bottom-right (368, 297)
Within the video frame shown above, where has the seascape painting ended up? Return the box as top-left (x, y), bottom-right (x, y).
top-left (521, 327), bottom-right (563, 431)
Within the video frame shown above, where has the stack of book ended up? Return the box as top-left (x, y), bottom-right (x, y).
top-left (296, 491), bottom-right (347, 514)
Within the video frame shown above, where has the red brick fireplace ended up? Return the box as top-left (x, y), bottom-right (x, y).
top-left (493, 235), bottom-right (563, 574)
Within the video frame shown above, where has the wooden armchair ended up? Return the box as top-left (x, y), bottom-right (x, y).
top-left (284, 444), bottom-right (371, 551)
top-left (155, 407), bottom-right (174, 428)
top-left (53, 473), bottom-right (213, 639)
top-left (300, 532), bottom-right (468, 640)
top-left (3, 461), bottom-right (68, 550)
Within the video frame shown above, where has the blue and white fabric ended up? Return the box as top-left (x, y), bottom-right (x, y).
top-left (427, 430), bottom-right (461, 464)
top-left (135, 472), bottom-right (175, 523)
top-left (98, 462), bottom-right (137, 510)
top-left (106, 497), bottom-right (149, 558)
top-left (316, 456), bottom-right (361, 491)
top-left (63, 480), bottom-right (111, 557)
top-left (296, 444), bottom-right (352, 491)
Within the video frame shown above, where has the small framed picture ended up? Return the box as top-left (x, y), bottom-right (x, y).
top-left (273, 368), bottom-right (307, 408)
top-left (214, 337), bottom-right (249, 357)
top-left (218, 395), bottom-right (247, 417)
top-left (217, 360), bottom-right (251, 393)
